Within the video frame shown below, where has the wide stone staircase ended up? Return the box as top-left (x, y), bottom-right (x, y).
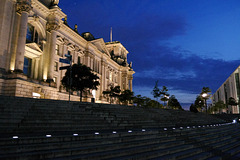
top-left (0, 95), bottom-right (240, 160)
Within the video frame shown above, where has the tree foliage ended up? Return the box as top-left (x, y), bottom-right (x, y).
top-left (160, 86), bottom-right (170, 106)
top-left (228, 97), bottom-right (238, 106)
top-left (61, 63), bottom-right (100, 102)
top-left (133, 95), bottom-right (145, 107)
top-left (194, 95), bottom-right (204, 111)
top-left (151, 81), bottom-right (161, 101)
top-left (133, 95), bottom-right (162, 108)
top-left (103, 86), bottom-right (121, 104)
top-left (209, 101), bottom-right (226, 113)
top-left (189, 104), bottom-right (198, 113)
top-left (200, 87), bottom-right (211, 113)
top-left (119, 89), bottom-right (134, 105)
top-left (201, 87), bottom-right (211, 100)
top-left (168, 95), bottom-right (182, 110)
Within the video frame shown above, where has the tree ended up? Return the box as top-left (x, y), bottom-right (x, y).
top-left (160, 86), bottom-right (169, 107)
top-left (151, 81), bottom-right (161, 103)
top-left (201, 87), bottom-right (211, 94)
top-left (168, 95), bottom-right (182, 110)
top-left (133, 95), bottom-right (145, 107)
top-left (201, 87), bottom-right (211, 113)
top-left (227, 97), bottom-right (238, 113)
top-left (212, 101), bottom-right (226, 113)
top-left (189, 104), bottom-right (198, 113)
top-left (61, 63), bottom-right (100, 102)
top-left (146, 99), bottom-right (162, 108)
top-left (119, 89), bottom-right (134, 105)
top-left (228, 97), bottom-right (238, 106)
top-left (103, 86), bottom-right (121, 104)
top-left (194, 95), bottom-right (204, 112)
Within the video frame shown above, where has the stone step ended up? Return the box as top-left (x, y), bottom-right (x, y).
top-left (181, 151), bottom-right (213, 160)
top-left (103, 143), bottom-right (194, 160)
top-left (0, 132), bottom-right (175, 155)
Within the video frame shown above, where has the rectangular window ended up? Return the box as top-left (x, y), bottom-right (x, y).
top-left (23, 57), bottom-right (32, 77)
top-left (78, 56), bottom-right (81, 64)
top-left (54, 62), bottom-right (58, 71)
top-left (55, 44), bottom-right (59, 55)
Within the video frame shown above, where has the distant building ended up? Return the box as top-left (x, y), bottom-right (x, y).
top-left (0, 0), bottom-right (134, 103)
top-left (212, 66), bottom-right (240, 114)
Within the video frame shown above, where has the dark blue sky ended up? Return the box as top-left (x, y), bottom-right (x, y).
top-left (59, 0), bottom-right (240, 109)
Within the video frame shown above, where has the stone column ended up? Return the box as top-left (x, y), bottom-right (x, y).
top-left (91, 58), bottom-right (94, 70)
top-left (100, 61), bottom-right (106, 100)
top-left (15, 0), bottom-right (32, 72)
top-left (84, 52), bottom-right (91, 67)
top-left (30, 58), bottom-right (35, 79)
top-left (46, 19), bottom-right (59, 82)
top-left (129, 76), bottom-right (133, 91)
top-left (47, 30), bottom-right (57, 81)
top-left (122, 72), bottom-right (127, 90)
top-left (118, 71), bottom-right (122, 89)
top-left (34, 57), bottom-right (39, 79)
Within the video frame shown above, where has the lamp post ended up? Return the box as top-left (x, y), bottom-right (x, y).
top-left (202, 93), bottom-right (208, 113)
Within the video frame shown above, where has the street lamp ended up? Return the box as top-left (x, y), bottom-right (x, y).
top-left (202, 93), bottom-right (208, 113)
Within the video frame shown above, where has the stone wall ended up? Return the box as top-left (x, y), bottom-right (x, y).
top-left (0, 78), bottom-right (4, 95)
top-left (1, 76), bottom-right (81, 102)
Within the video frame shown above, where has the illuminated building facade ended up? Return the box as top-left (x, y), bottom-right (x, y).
top-left (0, 0), bottom-right (134, 103)
top-left (212, 66), bottom-right (240, 114)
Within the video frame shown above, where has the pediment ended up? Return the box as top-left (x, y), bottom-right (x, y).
top-left (91, 38), bottom-right (110, 57)
top-left (25, 43), bottom-right (43, 58)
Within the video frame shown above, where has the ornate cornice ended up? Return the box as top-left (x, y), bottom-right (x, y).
top-left (16, 0), bottom-right (32, 14)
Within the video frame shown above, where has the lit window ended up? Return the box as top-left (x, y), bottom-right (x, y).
top-left (54, 62), bottom-right (58, 71)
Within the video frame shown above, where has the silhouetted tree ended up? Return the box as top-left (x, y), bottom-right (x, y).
top-left (228, 97), bottom-right (238, 108)
top-left (194, 95), bottom-right (204, 112)
top-left (119, 89), bottom-right (134, 105)
top-left (61, 63), bottom-right (100, 102)
top-left (213, 101), bottom-right (226, 113)
top-left (133, 94), bottom-right (163, 108)
top-left (168, 95), bottom-right (182, 110)
top-left (160, 86), bottom-right (169, 107)
top-left (201, 87), bottom-right (211, 113)
top-left (190, 104), bottom-right (198, 113)
top-left (103, 86), bottom-right (121, 104)
top-left (133, 95), bottom-right (145, 107)
top-left (151, 81), bottom-right (161, 104)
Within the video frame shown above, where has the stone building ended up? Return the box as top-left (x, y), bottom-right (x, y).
top-left (0, 0), bottom-right (134, 103)
top-left (212, 66), bottom-right (240, 114)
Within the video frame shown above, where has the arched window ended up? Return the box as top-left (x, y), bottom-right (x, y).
top-left (26, 24), bottom-right (39, 44)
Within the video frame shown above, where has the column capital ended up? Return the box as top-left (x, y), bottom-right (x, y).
top-left (46, 21), bottom-right (60, 32)
top-left (16, 0), bottom-right (32, 14)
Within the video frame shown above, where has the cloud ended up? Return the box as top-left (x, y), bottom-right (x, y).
top-left (132, 44), bottom-right (240, 95)
top-left (59, 1), bottom-right (240, 105)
